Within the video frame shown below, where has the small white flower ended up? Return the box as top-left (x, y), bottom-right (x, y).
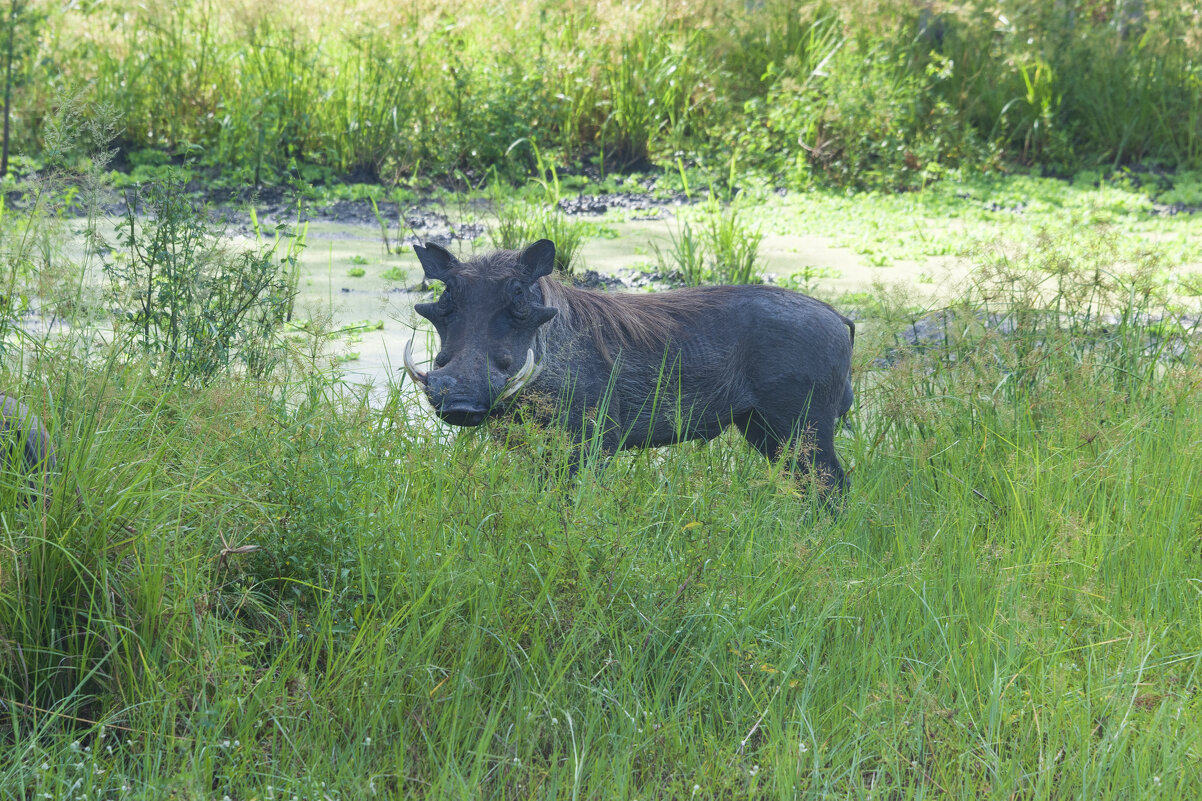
top-left (363, 736), bottom-right (372, 746)
top-left (551, 718), bottom-right (558, 725)
top-left (692, 785), bottom-right (700, 794)
top-left (799, 741), bottom-right (808, 753)
top-left (1154, 776), bottom-right (1161, 786)
top-left (749, 764), bottom-right (760, 777)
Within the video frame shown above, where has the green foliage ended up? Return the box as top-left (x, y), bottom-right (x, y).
top-left (104, 172), bottom-right (303, 384)
top-left (600, 29), bottom-right (705, 170)
top-left (652, 217), bottom-right (707, 285)
top-left (654, 195), bottom-right (763, 285)
top-left (778, 264), bottom-right (843, 295)
top-left (7, 0), bottom-right (1198, 189)
top-left (4, 222), bottom-right (1202, 798)
top-left (490, 201), bottom-right (587, 277)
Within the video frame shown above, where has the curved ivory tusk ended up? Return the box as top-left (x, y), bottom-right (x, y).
top-left (496, 348), bottom-right (538, 403)
top-left (403, 337), bottom-right (428, 385)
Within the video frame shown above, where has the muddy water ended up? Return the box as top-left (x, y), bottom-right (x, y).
top-left (298, 214), bottom-right (961, 390)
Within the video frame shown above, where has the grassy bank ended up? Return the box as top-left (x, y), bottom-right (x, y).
top-left (2, 209), bottom-right (1201, 798)
top-left (4, 0), bottom-right (1201, 188)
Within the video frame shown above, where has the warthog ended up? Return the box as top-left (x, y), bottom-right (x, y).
top-left (404, 240), bottom-right (855, 491)
top-left (1, 393), bottom-right (59, 503)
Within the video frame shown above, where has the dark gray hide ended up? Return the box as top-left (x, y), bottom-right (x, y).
top-left (1, 393), bottom-right (59, 502)
top-left (405, 240), bottom-right (855, 491)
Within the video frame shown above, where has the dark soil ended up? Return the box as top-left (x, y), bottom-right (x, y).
top-left (557, 191), bottom-right (691, 218)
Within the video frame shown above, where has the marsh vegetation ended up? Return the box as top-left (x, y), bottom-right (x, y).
top-left (2, 1), bottom-right (1202, 798)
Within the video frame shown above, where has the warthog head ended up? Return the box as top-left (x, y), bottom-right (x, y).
top-left (404, 240), bottom-right (559, 426)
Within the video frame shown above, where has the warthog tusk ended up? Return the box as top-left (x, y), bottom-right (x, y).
top-left (403, 337), bottom-right (428, 385)
top-left (496, 348), bottom-right (539, 403)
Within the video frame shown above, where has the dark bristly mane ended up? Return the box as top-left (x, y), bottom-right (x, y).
top-left (540, 278), bottom-right (734, 363)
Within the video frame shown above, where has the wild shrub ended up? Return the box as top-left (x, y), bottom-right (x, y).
top-left (104, 172), bottom-right (303, 385)
top-left (860, 221), bottom-right (1200, 458)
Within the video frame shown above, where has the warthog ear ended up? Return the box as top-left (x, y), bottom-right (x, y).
top-left (518, 239), bottom-right (556, 282)
top-left (413, 241), bottom-right (458, 282)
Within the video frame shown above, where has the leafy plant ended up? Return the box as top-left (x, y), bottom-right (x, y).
top-left (697, 195), bottom-right (763, 284)
top-left (601, 29), bottom-right (705, 170)
top-left (489, 200), bottom-right (587, 277)
top-left (651, 218), bottom-right (706, 285)
top-left (105, 171), bottom-right (304, 384)
top-left (652, 195), bottom-right (763, 285)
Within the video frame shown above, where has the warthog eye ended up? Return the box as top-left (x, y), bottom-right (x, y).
top-left (510, 283), bottom-right (531, 321)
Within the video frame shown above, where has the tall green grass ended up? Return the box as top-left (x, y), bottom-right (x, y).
top-left (4, 0), bottom-right (1200, 188)
top-left (654, 194), bottom-right (764, 285)
top-left (2, 209), bottom-right (1201, 798)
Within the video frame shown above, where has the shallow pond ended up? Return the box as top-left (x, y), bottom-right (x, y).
top-left (28, 177), bottom-right (1202, 396)
top-left (293, 211), bottom-right (968, 390)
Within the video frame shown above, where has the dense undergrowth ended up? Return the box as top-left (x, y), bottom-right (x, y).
top-left (2, 208), bottom-right (1201, 797)
top-left (3, 0), bottom-right (1201, 189)
top-left (1, 7), bottom-right (1201, 792)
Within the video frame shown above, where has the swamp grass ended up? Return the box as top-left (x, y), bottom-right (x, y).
top-left (2, 221), bottom-right (1202, 798)
top-left (5, 0), bottom-right (1201, 189)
